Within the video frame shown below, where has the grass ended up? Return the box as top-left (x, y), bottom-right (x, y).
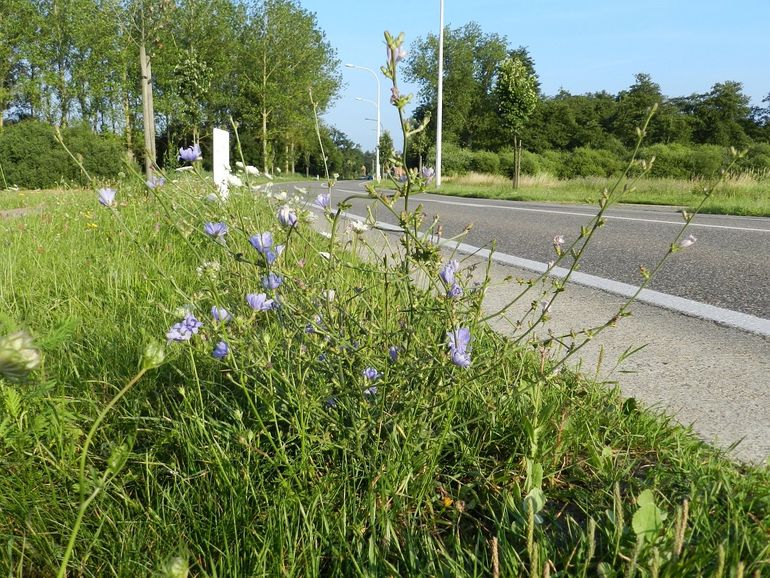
top-left (0, 178), bottom-right (768, 576)
top-left (430, 172), bottom-right (770, 217)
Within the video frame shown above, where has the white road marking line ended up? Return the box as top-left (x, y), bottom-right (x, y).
top-left (414, 196), bottom-right (770, 233)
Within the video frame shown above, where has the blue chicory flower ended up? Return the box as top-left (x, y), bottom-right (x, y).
top-left (314, 193), bottom-right (331, 210)
top-left (447, 283), bottom-right (463, 299)
top-left (213, 341), bottom-right (229, 359)
top-left (362, 367), bottom-right (381, 381)
top-left (166, 313), bottom-right (203, 342)
top-left (211, 306), bottom-right (232, 323)
top-left (146, 175), bottom-right (165, 189)
top-left (388, 346), bottom-right (399, 363)
top-left (265, 245), bottom-right (284, 265)
top-left (363, 386), bottom-right (378, 397)
top-left (421, 166), bottom-right (435, 183)
top-left (178, 143), bottom-right (202, 163)
top-left (98, 187), bottom-right (117, 207)
top-left (249, 231), bottom-right (274, 253)
top-left (246, 293), bottom-right (275, 311)
top-left (262, 272), bottom-right (283, 290)
top-left (447, 327), bottom-right (472, 368)
top-left (204, 222), bottom-right (228, 240)
top-left (277, 205), bottom-right (298, 228)
top-left (439, 259), bottom-right (459, 286)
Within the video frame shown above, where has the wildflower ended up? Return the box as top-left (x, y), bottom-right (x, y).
top-left (227, 173), bottom-right (244, 188)
top-left (211, 306), bottom-right (232, 323)
top-left (262, 272), bottom-right (282, 290)
top-left (0, 330), bottom-right (41, 381)
top-left (447, 283), bottom-right (463, 299)
top-left (322, 289), bottom-right (335, 302)
top-left (387, 45), bottom-right (407, 64)
top-left (325, 396), bottom-right (338, 409)
top-left (447, 327), bottom-right (472, 368)
top-left (553, 234), bottom-right (565, 247)
top-left (213, 341), bottom-right (229, 359)
top-left (390, 86), bottom-right (401, 105)
top-left (246, 292), bottom-right (275, 311)
top-left (388, 345), bottom-right (399, 363)
top-left (249, 231), bottom-right (274, 253)
top-left (362, 367), bottom-right (381, 381)
top-left (678, 234), bottom-right (697, 249)
top-left (97, 187), bottom-right (117, 207)
top-left (364, 386), bottom-right (378, 397)
top-left (278, 205), bottom-right (298, 228)
top-left (196, 260), bottom-right (221, 278)
top-left (178, 143), bottom-right (202, 163)
top-left (314, 192), bottom-right (331, 210)
top-left (421, 166), bottom-right (435, 183)
top-left (265, 245), bottom-right (284, 265)
top-left (349, 220), bottom-right (369, 234)
top-left (203, 222), bottom-right (228, 241)
top-left (439, 259), bottom-right (460, 286)
top-left (146, 175), bottom-right (165, 189)
top-left (166, 314), bottom-right (203, 342)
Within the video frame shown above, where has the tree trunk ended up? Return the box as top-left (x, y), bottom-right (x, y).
top-left (290, 142), bottom-right (295, 174)
top-left (140, 41), bottom-right (156, 177)
top-left (512, 136), bottom-right (522, 189)
top-left (284, 142), bottom-right (289, 175)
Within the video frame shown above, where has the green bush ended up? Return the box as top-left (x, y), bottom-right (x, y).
top-left (498, 148), bottom-right (540, 176)
top-left (468, 150), bottom-right (500, 175)
top-left (0, 120), bottom-right (125, 189)
top-left (440, 142), bottom-right (473, 176)
top-left (641, 143), bottom-right (728, 179)
top-left (558, 147), bottom-right (623, 178)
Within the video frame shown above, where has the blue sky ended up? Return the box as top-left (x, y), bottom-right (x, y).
top-left (299, 0), bottom-right (770, 151)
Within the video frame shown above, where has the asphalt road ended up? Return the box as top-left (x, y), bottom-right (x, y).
top-left (329, 182), bottom-right (770, 320)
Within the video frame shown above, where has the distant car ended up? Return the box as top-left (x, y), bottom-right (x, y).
top-left (357, 175), bottom-right (373, 180)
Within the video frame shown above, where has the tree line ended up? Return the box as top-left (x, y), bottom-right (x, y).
top-left (404, 22), bottom-right (770, 178)
top-left (0, 0), bottom-right (344, 181)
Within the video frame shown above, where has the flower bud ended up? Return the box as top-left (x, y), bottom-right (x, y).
top-left (142, 340), bottom-right (166, 370)
top-left (0, 331), bottom-right (41, 381)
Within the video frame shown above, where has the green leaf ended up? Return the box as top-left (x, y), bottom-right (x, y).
top-left (632, 490), bottom-right (667, 540)
top-left (523, 487), bottom-right (546, 515)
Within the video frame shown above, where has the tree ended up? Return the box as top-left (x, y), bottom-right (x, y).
top-left (234, 0), bottom-right (340, 172)
top-left (378, 130), bottom-right (395, 175)
top-left (691, 81), bottom-right (752, 147)
top-left (495, 55), bottom-right (538, 187)
top-left (405, 22), bottom-right (509, 150)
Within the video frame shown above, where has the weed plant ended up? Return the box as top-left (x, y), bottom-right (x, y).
top-left (0, 33), bottom-right (768, 578)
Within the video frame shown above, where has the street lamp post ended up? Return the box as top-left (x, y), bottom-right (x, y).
top-left (345, 63), bottom-right (381, 182)
top-left (436, 0), bottom-right (445, 187)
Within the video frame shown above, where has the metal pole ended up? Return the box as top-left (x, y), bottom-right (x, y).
top-left (345, 64), bottom-right (381, 182)
top-left (436, 0), bottom-right (444, 187)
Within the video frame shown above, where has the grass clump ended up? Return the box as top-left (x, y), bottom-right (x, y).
top-left (434, 171), bottom-right (770, 216)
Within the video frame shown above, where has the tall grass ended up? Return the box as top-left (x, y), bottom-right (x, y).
top-left (437, 172), bottom-right (770, 216)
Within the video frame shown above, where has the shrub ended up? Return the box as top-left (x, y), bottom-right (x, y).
top-left (558, 147), bottom-right (623, 178)
top-left (641, 143), bottom-right (728, 179)
top-left (498, 148), bottom-right (540, 176)
top-left (0, 120), bottom-right (125, 189)
top-left (439, 142), bottom-right (474, 176)
top-left (468, 150), bottom-right (500, 175)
